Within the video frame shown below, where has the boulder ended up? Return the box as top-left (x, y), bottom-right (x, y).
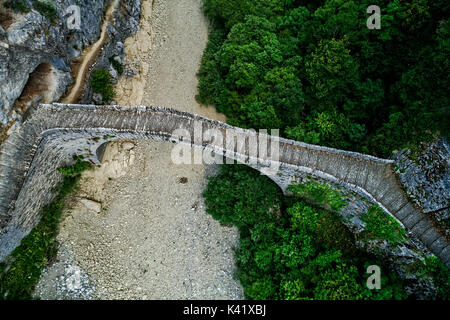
top-left (80, 199), bottom-right (102, 213)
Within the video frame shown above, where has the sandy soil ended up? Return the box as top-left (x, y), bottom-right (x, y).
top-left (35, 0), bottom-right (243, 300)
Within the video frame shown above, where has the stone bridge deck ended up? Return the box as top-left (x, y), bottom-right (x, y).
top-left (0, 103), bottom-right (448, 266)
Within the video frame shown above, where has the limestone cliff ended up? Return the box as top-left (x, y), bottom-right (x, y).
top-left (0, 0), bottom-right (141, 130)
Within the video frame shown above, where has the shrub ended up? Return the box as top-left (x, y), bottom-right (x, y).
top-left (3, 0), bottom-right (30, 13)
top-left (361, 205), bottom-right (406, 245)
top-left (203, 165), bottom-right (283, 230)
top-left (203, 165), bottom-right (407, 300)
top-left (0, 157), bottom-right (91, 300)
top-left (109, 56), bottom-right (124, 76)
top-left (417, 256), bottom-right (450, 300)
top-left (288, 180), bottom-right (348, 212)
top-left (90, 69), bottom-right (115, 103)
top-left (33, 1), bottom-right (57, 23)
top-left (198, 0), bottom-right (449, 158)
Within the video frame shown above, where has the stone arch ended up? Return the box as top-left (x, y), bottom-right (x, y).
top-left (0, 103), bottom-right (448, 266)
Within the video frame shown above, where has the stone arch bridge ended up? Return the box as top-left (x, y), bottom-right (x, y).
top-left (0, 103), bottom-right (448, 266)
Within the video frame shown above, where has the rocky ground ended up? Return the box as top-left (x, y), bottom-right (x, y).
top-left (35, 0), bottom-right (244, 300)
top-left (0, 0), bottom-right (105, 126)
top-left (393, 138), bottom-right (450, 239)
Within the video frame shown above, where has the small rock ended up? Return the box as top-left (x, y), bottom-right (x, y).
top-left (122, 142), bottom-right (135, 151)
top-left (92, 93), bottom-right (103, 105)
top-left (80, 199), bottom-right (102, 213)
top-left (124, 67), bottom-right (139, 77)
top-left (179, 177), bottom-right (188, 184)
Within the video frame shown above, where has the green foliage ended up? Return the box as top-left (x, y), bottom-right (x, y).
top-left (196, 28), bottom-right (228, 107)
top-left (90, 69), bottom-right (115, 103)
top-left (416, 256), bottom-right (450, 300)
top-left (33, 1), bottom-right (57, 23)
top-left (203, 0), bottom-right (287, 29)
top-left (361, 205), bottom-right (406, 245)
top-left (204, 165), bottom-right (407, 300)
top-left (198, 0), bottom-right (445, 301)
top-left (203, 165), bottom-right (283, 230)
top-left (3, 0), bottom-right (30, 13)
top-left (109, 56), bottom-right (124, 75)
top-left (199, 0), bottom-right (450, 157)
top-left (230, 102), bottom-right (282, 129)
top-left (0, 158), bottom-right (91, 300)
top-left (286, 110), bottom-right (366, 151)
top-left (288, 180), bottom-right (348, 212)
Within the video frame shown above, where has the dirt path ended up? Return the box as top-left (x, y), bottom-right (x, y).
top-left (61, 0), bottom-right (119, 104)
top-left (35, 0), bottom-right (243, 300)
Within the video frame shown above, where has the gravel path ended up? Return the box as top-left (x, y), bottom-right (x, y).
top-left (35, 0), bottom-right (243, 300)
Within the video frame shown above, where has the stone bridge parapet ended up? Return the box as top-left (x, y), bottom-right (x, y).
top-left (0, 103), bottom-right (448, 266)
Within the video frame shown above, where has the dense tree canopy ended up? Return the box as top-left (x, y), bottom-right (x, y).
top-left (204, 166), bottom-right (407, 300)
top-left (198, 0), bottom-right (450, 157)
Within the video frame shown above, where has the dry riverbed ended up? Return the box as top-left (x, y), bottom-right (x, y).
top-left (34, 0), bottom-right (243, 300)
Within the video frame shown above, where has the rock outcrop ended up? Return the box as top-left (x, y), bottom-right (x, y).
top-left (393, 138), bottom-right (450, 240)
top-left (0, 0), bottom-right (105, 126)
top-left (80, 0), bottom-right (142, 104)
top-left (0, 0), bottom-right (142, 128)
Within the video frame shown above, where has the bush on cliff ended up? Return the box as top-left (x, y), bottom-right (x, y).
top-left (0, 157), bottom-right (91, 300)
top-left (33, 1), bottom-right (57, 23)
top-left (90, 68), bottom-right (115, 104)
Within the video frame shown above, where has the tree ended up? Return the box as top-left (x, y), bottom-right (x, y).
top-left (232, 102), bottom-right (282, 129)
top-left (305, 38), bottom-right (360, 113)
top-left (286, 110), bottom-right (366, 151)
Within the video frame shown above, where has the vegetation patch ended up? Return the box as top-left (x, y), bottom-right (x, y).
top-left (198, 0), bottom-right (450, 300)
top-left (33, 1), bottom-right (57, 23)
top-left (198, 0), bottom-right (449, 158)
top-left (0, 156), bottom-right (91, 300)
top-left (204, 165), bottom-right (406, 300)
top-left (417, 256), bottom-right (450, 300)
top-left (3, 0), bottom-right (30, 13)
top-left (0, 10), bottom-right (13, 29)
top-left (288, 180), bottom-right (348, 212)
top-left (90, 68), bottom-right (115, 104)
top-left (361, 205), bottom-right (406, 245)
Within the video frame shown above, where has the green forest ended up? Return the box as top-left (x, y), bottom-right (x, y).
top-left (198, 0), bottom-right (449, 157)
top-left (204, 166), bottom-right (410, 299)
top-left (199, 0), bottom-right (450, 299)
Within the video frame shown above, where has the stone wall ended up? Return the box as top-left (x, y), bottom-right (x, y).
top-left (0, 103), bottom-right (448, 268)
